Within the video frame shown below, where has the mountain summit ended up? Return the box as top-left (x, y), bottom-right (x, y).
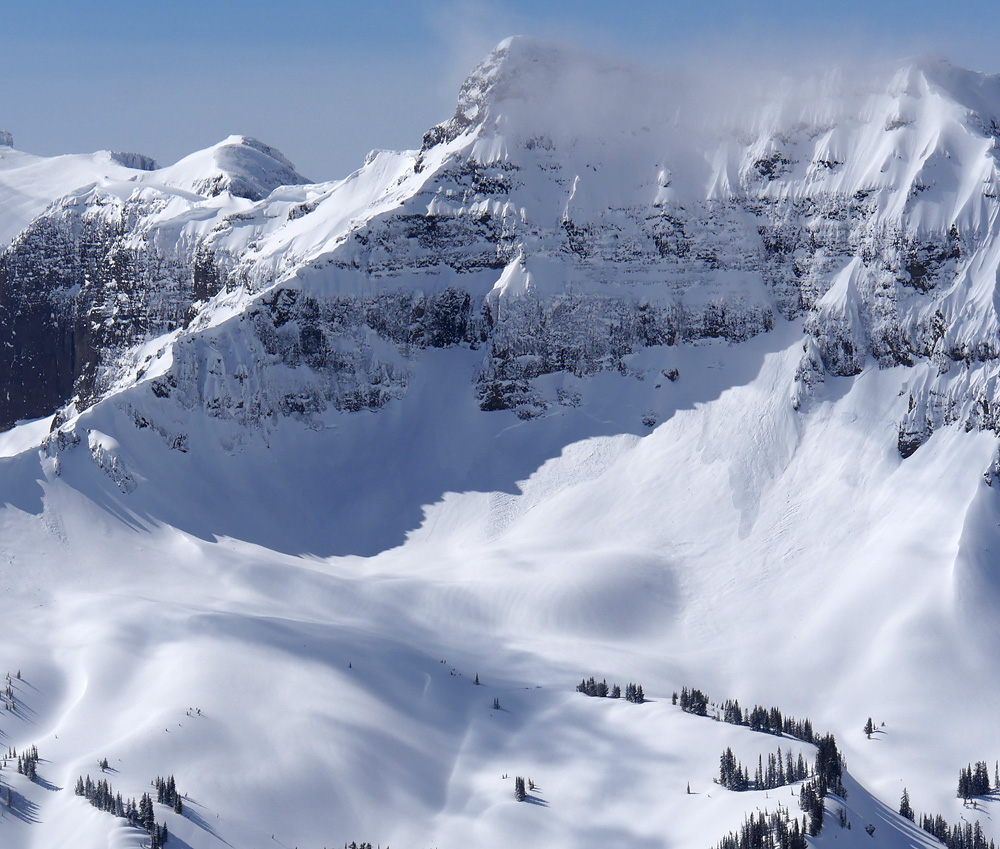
top-left (153, 134), bottom-right (309, 200)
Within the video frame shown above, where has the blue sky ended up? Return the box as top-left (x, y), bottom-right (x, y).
top-left (1, 0), bottom-right (997, 180)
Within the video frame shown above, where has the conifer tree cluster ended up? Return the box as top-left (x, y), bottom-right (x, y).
top-left (577, 676), bottom-right (609, 697)
top-left (813, 734), bottom-right (845, 798)
top-left (921, 814), bottom-right (996, 849)
top-left (514, 776), bottom-right (527, 801)
top-left (908, 757), bottom-right (1000, 849)
top-left (718, 746), bottom-right (811, 792)
top-left (74, 774), bottom-right (169, 846)
top-left (713, 808), bottom-right (808, 849)
top-left (720, 698), bottom-right (815, 742)
top-left (75, 775), bottom-right (125, 816)
top-left (155, 775), bottom-right (183, 814)
top-left (16, 745), bottom-right (39, 781)
top-left (343, 843), bottom-right (378, 849)
top-left (576, 676), bottom-right (644, 702)
top-left (678, 686), bottom-right (709, 716)
top-left (677, 687), bottom-right (816, 742)
top-left (799, 780), bottom-right (825, 835)
top-left (624, 683), bottom-right (645, 703)
top-left (713, 728), bottom-right (842, 840)
top-left (958, 762), bottom-right (994, 799)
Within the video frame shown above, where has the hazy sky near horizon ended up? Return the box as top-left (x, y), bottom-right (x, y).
top-left (1, 0), bottom-right (998, 181)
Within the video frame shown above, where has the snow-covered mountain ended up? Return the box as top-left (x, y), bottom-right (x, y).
top-left (1, 36), bottom-right (1000, 849)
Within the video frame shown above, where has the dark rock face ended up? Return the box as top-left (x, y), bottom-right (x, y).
top-left (109, 152), bottom-right (158, 171)
top-left (0, 191), bottom-right (218, 429)
top-left (419, 41), bottom-right (512, 156)
top-left (477, 292), bottom-right (773, 417)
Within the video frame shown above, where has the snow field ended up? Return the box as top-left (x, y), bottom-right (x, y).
top-left (0, 323), bottom-right (993, 846)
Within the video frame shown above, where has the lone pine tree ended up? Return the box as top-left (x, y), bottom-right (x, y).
top-left (900, 787), bottom-right (914, 821)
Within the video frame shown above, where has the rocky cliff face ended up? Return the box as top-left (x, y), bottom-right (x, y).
top-left (5, 40), bottom-right (1000, 460)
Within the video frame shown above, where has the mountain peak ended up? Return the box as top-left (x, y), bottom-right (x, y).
top-left (154, 135), bottom-right (309, 201)
top-left (420, 36), bottom-right (624, 153)
top-left (897, 55), bottom-right (1000, 122)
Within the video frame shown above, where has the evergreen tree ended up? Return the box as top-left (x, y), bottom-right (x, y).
top-left (899, 787), bottom-right (914, 821)
top-left (864, 717), bottom-right (874, 739)
top-left (799, 780), bottom-right (824, 835)
top-left (139, 792), bottom-right (155, 831)
top-left (814, 734), bottom-right (842, 797)
top-left (959, 765), bottom-right (972, 800)
top-left (974, 761), bottom-right (991, 796)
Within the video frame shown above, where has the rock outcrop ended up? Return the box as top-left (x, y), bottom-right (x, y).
top-left (4, 42), bottom-right (1000, 460)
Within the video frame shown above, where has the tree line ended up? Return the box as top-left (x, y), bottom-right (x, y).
top-left (718, 746), bottom-right (811, 792)
top-left (680, 684), bottom-right (844, 846)
top-left (74, 772), bottom-right (171, 847)
top-left (921, 813), bottom-right (996, 849)
top-left (675, 687), bottom-right (816, 743)
top-left (576, 676), bottom-right (644, 703)
top-left (713, 808), bottom-right (808, 849)
top-left (905, 764), bottom-right (1000, 849)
